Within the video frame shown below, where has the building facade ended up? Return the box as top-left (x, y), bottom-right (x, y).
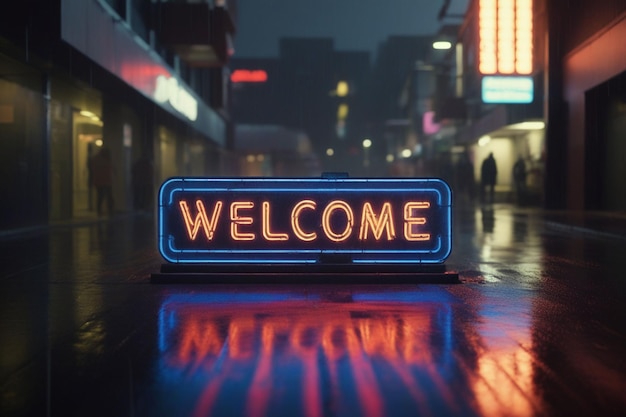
top-left (230, 38), bottom-right (371, 175)
top-left (0, 0), bottom-right (236, 233)
top-left (545, 0), bottom-right (626, 210)
top-left (434, 0), bottom-right (546, 205)
top-left (369, 36), bottom-right (437, 178)
top-left (433, 0), bottom-right (626, 210)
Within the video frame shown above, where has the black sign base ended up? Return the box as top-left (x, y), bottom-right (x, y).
top-left (150, 263), bottom-right (459, 284)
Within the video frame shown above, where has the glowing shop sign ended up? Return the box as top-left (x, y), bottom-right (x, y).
top-left (158, 177), bottom-right (452, 264)
top-left (154, 75), bottom-right (198, 121)
top-left (230, 69), bottom-right (268, 83)
top-left (478, 0), bottom-right (533, 75)
top-left (482, 75), bottom-right (533, 103)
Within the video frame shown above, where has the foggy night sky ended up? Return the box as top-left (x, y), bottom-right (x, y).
top-left (234, 0), bottom-right (470, 59)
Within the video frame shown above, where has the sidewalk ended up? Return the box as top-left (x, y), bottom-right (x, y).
top-left (541, 209), bottom-right (626, 241)
top-left (0, 210), bottom-right (150, 241)
top-left (468, 184), bottom-right (626, 241)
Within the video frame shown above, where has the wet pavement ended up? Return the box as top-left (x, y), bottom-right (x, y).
top-left (1, 205), bottom-right (626, 416)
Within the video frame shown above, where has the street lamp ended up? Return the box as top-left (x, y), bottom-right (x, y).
top-left (362, 138), bottom-right (372, 168)
top-left (478, 135), bottom-right (491, 147)
top-left (433, 41), bottom-right (452, 50)
top-left (336, 81), bottom-right (349, 97)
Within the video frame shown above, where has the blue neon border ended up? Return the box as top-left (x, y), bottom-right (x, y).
top-left (158, 177), bottom-right (452, 264)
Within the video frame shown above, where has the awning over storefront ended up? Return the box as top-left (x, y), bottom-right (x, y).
top-left (457, 102), bottom-right (543, 144)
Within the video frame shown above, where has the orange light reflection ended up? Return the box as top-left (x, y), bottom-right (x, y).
top-left (160, 296), bottom-right (454, 417)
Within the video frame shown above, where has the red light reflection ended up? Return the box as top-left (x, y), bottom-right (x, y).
top-left (158, 292), bottom-right (454, 417)
top-left (230, 69), bottom-right (268, 83)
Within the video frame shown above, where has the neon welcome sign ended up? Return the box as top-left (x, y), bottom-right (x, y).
top-left (158, 177), bottom-right (452, 264)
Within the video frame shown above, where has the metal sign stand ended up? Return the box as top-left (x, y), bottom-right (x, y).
top-left (150, 263), bottom-right (459, 284)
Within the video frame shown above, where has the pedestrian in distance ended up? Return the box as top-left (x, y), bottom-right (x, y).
top-left (480, 152), bottom-right (497, 204)
top-left (91, 147), bottom-right (114, 216)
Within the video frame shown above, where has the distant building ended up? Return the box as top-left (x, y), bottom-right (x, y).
top-left (368, 35), bottom-right (436, 176)
top-left (234, 124), bottom-right (319, 177)
top-left (230, 37), bottom-right (371, 175)
top-left (544, 0), bottom-right (626, 210)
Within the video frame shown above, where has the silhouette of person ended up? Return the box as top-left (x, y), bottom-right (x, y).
top-left (480, 152), bottom-right (497, 204)
top-left (91, 147), bottom-right (114, 216)
top-left (513, 156), bottom-right (527, 205)
top-left (132, 154), bottom-right (154, 212)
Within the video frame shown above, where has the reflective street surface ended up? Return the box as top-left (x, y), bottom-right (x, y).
top-left (2, 206), bottom-right (626, 416)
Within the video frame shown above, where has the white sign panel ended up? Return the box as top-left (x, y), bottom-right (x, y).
top-left (482, 76), bottom-right (534, 104)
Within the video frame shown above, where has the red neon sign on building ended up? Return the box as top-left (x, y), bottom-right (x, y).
top-left (230, 69), bottom-right (268, 83)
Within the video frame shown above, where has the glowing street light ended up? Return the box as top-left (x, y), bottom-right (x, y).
top-left (362, 138), bottom-right (372, 168)
top-left (433, 41), bottom-right (452, 50)
top-left (336, 81), bottom-right (349, 97)
top-left (478, 135), bottom-right (491, 147)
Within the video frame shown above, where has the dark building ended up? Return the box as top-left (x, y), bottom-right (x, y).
top-left (279, 37), bottom-right (336, 161)
top-left (367, 35), bottom-right (437, 177)
top-left (544, 0), bottom-right (626, 210)
top-left (229, 58), bottom-right (282, 125)
top-left (0, 0), bottom-right (236, 233)
top-left (369, 36), bottom-right (435, 126)
top-left (230, 37), bottom-right (371, 175)
top-left (327, 50), bottom-right (372, 175)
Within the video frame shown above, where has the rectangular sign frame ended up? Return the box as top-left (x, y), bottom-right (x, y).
top-left (481, 75), bottom-right (534, 104)
top-left (158, 177), bottom-right (452, 265)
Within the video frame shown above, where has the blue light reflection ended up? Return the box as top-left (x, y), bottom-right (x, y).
top-left (150, 286), bottom-right (465, 417)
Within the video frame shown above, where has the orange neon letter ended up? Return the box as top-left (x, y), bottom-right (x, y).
top-left (291, 200), bottom-right (317, 242)
top-left (178, 200), bottom-right (223, 241)
top-left (359, 202), bottom-right (396, 241)
top-left (262, 201), bottom-right (289, 241)
top-left (403, 202), bottom-right (430, 241)
top-left (178, 319), bottom-right (224, 365)
top-left (322, 200), bottom-right (354, 242)
top-left (230, 201), bottom-right (255, 241)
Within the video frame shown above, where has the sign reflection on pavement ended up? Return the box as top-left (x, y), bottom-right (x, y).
top-left (155, 288), bottom-right (458, 417)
